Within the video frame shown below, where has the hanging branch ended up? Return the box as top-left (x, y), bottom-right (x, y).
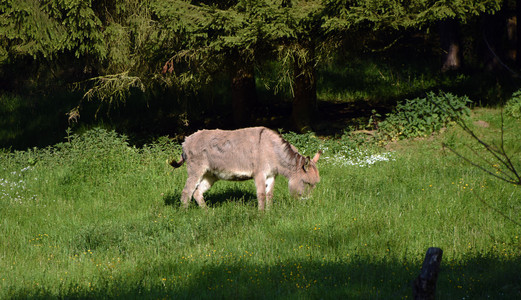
top-left (438, 97), bottom-right (520, 186)
top-left (68, 71), bottom-right (145, 122)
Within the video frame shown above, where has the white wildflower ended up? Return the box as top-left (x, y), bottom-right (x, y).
top-left (1, 166), bottom-right (38, 204)
top-left (324, 148), bottom-right (395, 168)
top-left (20, 166), bottom-right (32, 172)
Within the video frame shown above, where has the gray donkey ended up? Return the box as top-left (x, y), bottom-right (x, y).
top-left (169, 127), bottom-right (321, 210)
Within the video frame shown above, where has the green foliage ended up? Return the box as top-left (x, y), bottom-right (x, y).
top-left (0, 0), bottom-right (107, 63)
top-left (281, 131), bottom-right (323, 156)
top-left (0, 0), bottom-right (65, 62)
top-left (0, 93), bottom-right (24, 143)
top-left (75, 72), bottom-right (146, 116)
top-left (378, 91), bottom-right (472, 140)
top-left (282, 129), bottom-right (375, 156)
top-left (53, 0), bottom-right (106, 58)
top-left (0, 0), bottom-right (510, 136)
top-left (324, 0), bottom-right (502, 32)
top-left (505, 90), bottom-right (521, 119)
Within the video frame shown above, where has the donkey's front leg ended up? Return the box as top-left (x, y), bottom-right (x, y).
top-left (254, 175), bottom-right (267, 211)
top-left (265, 176), bottom-right (275, 209)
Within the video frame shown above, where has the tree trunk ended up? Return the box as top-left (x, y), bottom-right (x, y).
top-left (507, 15), bottom-right (516, 62)
top-left (439, 19), bottom-right (462, 72)
top-left (515, 1), bottom-right (521, 66)
top-left (413, 247), bottom-right (443, 300)
top-left (291, 40), bottom-right (317, 132)
top-left (231, 57), bottom-right (257, 128)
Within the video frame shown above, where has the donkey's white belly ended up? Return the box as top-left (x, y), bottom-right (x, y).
top-left (210, 169), bottom-right (253, 181)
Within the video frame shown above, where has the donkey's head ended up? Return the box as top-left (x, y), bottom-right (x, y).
top-left (288, 151), bottom-right (322, 198)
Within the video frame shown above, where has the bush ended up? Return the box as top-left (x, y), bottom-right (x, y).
top-left (377, 91), bottom-right (472, 140)
top-left (505, 90), bottom-right (521, 119)
top-left (282, 130), bottom-right (375, 155)
top-left (281, 131), bottom-right (322, 156)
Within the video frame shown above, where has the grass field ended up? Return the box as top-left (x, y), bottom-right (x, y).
top-left (1, 108), bottom-right (520, 299)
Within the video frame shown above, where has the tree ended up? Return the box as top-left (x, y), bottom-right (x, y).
top-left (0, 0), bottom-right (106, 63)
top-left (516, 0), bottom-right (521, 66)
top-left (291, 39), bottom-right (318, 132)
top-left (0, 0), bottom-right (107, 91)
top-left (260, 0), bottom-right (504, 130)
top-left (1, 0), bottom-right (505, 133)
top-left (151, 0), bottom-right (331, 130)
top-left (0, 0), bottom-right (164, 107)
top-left (439, 18), bottom-right (461, 71)
top-left (323, 0), bottom-right (502, 71)
top-left (70, 0), bottom-right (163, 115)
top-left (152, 0), bottom-right (261, 127)
top-left (275, 1), bottom-right (324, 132)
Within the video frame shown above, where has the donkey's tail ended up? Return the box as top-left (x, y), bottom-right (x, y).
top-left (168, 152), bottom-right (186, 168)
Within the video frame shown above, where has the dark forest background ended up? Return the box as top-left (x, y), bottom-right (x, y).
top-left (1, 0), bottom-right (520, 149)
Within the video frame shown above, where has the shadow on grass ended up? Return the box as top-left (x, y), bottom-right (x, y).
top-left (162, 188), bottom-right (257, 208)
top-left (12, 255), bottom-right (521, 299)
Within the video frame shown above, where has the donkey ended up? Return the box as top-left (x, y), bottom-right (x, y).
top-left (169, 127), bottom-right (321, 210)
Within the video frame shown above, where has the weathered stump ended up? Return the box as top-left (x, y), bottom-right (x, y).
top-left (413, 247), bottom-right (443, 300)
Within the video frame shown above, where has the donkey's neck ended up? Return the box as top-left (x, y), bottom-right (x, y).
top-left (277, 151), bottom-right (305, 179)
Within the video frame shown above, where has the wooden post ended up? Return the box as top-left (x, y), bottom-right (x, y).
top-left (413, 247), bottom-right (443, 300)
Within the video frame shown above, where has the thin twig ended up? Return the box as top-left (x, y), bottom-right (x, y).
top-left (472, 189), bottom-right (521, 227)
top-left (463, 143), bottom-right (516, 182)
top-left (443, 143), bottom-right (519, 184)
top-left (438, 96), bottom-right (521, 186)
top-left (498, 110), bottom-right (521, 180)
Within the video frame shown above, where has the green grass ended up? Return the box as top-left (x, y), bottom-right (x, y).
top-left (316, 53), bottom-right (518, 108)
top-left (1, 109), bottom-right (520, 299)
top-left (317, 56), bottom-right (439, 104)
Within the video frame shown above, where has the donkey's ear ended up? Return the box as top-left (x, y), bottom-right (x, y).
top-left (303, 156), bottom-right (311, 172)
top-left (312, 150), bottom-right (322, 163)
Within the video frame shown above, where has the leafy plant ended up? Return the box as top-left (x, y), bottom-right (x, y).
top-left (505, 90), bottom-right (521, 119)
top-left (377, 91), bottom-right (472, 141)
top-left (281, 131), bottom-right (323, 157)
top-left (282, 129), bottom-right (376, 156)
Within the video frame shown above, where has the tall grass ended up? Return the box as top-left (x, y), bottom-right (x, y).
top-left (1, 109), bottom-right (520, 299)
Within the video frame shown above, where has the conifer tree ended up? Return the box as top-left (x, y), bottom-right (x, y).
top-left (0, 0), bottom-right (504, 130)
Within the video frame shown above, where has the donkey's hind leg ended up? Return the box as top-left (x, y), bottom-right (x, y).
top-left (254, 175), bottom-right (267, 211)
top-left (192, 174), bottom-right (216, 208)
top-left (180, 176), bottom-right (200, 208)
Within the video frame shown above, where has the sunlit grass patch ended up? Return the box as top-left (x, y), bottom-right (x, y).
top-left (1, 112), bottom-right (521, 299)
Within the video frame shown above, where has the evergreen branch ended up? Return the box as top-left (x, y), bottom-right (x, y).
top-left (81, 71), bottom-right (145, 103)
top-left (68, 72), bottom-right (146, 120)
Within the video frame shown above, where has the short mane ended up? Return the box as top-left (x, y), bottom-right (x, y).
top-left (276, 133), bottom-right (306, 170)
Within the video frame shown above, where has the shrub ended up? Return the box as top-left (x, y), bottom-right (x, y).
top-left (505, 90), bottom-right (521, 119)
top-left (281, 131), bottom-right (322, 156)
top-left (377, 91), bottom-right (472, 140)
